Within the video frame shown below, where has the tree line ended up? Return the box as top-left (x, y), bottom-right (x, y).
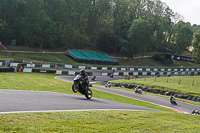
top-left (0, 0), bottom-right (196, 59)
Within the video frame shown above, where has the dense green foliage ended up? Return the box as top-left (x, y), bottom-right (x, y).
top-left (0, 0), bottom-right (194, 58)
top-left (152, 54), bottom-right (172, 64)
top-left (127, 19), bottom-right (152, 59)
top-left (192, 32), bottom-right (200, 63)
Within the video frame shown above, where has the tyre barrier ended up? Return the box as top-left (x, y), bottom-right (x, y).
top-left (0, 67), bottom-right (15, 72)
top-left (111, 83), bottom-right (200, 102)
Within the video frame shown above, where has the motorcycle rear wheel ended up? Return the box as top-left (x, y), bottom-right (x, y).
top-left (85, 88), bottom-right (92, 99)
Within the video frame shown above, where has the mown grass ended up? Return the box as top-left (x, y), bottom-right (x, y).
top-left (0, 111), bottom-right (200, 132)
top-left (118, 57), bottom-right (200, 67)
top-left (112, 76), bottom-right (200, 97)
top-left (0, 52), bottom-right (77, 64)
top-left (5, 45), bottom-right (64, 52)
top-left (0, 73), bottom-right (71, 93)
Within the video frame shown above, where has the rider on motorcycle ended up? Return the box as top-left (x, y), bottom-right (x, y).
top-left (170, 95), bottom-right (176, 102)
top-left (72, 69), bottom-right (92, 99)
top-left (80, 69), bottom-right (87, 78)
top-left (105, 81), bottom-right (111, 88)
top-left (135, 86), bottom-right (138, 91)
top-left (79, 69), bottom-right (88, 87)
top-left (134, 86), bottom-right (142, 94)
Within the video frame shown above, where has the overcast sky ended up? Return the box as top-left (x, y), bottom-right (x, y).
top-left (161, 0), bottom-right (200, 25)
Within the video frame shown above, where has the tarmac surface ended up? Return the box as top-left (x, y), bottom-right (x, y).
top-left (0, 80), bottom-right (156, 113)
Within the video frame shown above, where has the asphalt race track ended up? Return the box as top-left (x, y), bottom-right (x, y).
top-left (0, 89), bottom-right (156, 114)
top-left (57, 76), bottom-right (200, 114)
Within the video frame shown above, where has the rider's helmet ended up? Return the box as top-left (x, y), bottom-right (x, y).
top-left (108, 81), bottom-right (111, 84)
top-left (80, 69), bottom-right (86, 75)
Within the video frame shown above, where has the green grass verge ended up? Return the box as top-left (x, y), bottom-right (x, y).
top-left (0, 52), bottom-right (77, 64)
top-left (5, 45), bottom-right (66, 52)
top-left (0, 73), bottom-right (71, 93)
top-left (112, 76), bottom-right (200, 97)
top-left (0, 111), bottom-right (200, 132)
top-left (118, 56), bottom-right (200, 67)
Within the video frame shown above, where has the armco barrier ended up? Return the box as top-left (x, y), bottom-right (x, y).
top-left (20, 67), bottom-right (200, 77)
top-left (1, 62), bottom-right (199, 76)
top-left (101, 71), bottom-right (199, 76)
top-left (21, 63), bottom-right (200, 72)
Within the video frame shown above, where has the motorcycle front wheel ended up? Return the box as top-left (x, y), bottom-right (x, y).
top-left (171, 101), bottom-right (177, 105)
top-left (72, 84), bottom-right (78, 93)
top-left (85, 88), bottom-right (92, 99)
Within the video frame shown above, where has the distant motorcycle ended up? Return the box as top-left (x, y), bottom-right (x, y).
top-left (110, 74), bottom-right (113, 78)
top-left (72, 75), bottom-right (92, 99)
top-left (105, 82), bottom-right (111, 88)
top-left (170, 96), bottom-right (177, 105)
top-left (91, 76), bottom-right (96, 81)
top-left (191, 109), bottom-right (200, 115)
top-left (134, 87), bottom-right (142, 94)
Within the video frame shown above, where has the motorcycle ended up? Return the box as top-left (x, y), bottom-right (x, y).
top-left (170, 97), bottom-right (177, 105)
top-left (72, 75), bottom-right (92, 99)
top-left (105, 82), bottom-right (111, 88)
top-left (91, 76), bottom-right (96, 81)
top-left (134, 87), bottom-right (142, 94)
top-left (191, 110), bottom-right (200, 115)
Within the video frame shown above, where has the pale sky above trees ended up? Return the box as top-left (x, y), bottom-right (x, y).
top-left (161, 0), bottom-right (200, 25)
